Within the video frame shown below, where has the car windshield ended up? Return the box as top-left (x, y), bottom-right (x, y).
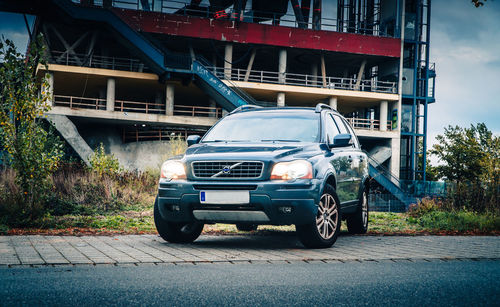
top-left (202, 111), bottom-right (320, 143)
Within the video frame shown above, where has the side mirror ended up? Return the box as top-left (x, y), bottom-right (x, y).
top-left (186, 135), bottom-right (201, 147)
top-left (329, 134), bottom-right (352, 148)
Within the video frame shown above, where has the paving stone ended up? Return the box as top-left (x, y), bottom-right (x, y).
top-left (1, 235), bottom-right (499, 265)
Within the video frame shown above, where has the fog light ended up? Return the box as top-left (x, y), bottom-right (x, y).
top-left (279, 206), bottom-right (293, 214)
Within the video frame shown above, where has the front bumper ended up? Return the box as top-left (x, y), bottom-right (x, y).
top-left (157, 179), bottom-right (321, 225)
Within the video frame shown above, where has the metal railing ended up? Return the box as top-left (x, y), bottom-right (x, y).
top-left (209, 67), bottom-right (397, 94)
top-left (115, 99), bottom-right (165, 114)
top-left (345, 118), bottom-right (392, 131)
top-left (54, 95), bottom-right (106, 110)
top-left (174, 104), bottom-right (222, 118)
top-left (122, 127), bottom-right (208, 143)
top-left (49, 51), bottom-right (149, 73)
top-left (54, 95), bottom-right (222, 117)
top-left (71, 0), bottom-right (389, 37)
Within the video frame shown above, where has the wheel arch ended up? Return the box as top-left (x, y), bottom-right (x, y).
top-left (321, 172), bottom-right (337, 192)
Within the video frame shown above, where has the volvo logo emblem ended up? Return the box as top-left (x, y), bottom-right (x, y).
top-left (222, 166), bottom-right (231, 174)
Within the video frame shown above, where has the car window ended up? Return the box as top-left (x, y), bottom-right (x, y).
top-left (332, 114), bottom-right (349, 134)
top-left (338, 116), bottom-right (360, 149)
top-left (202, 112), bottom-right (320, 143)
top-left (324, 114), bottom-right (340, 144)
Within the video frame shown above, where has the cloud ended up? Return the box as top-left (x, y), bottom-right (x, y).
top-left (0, 13), bottom-right (34, 53)
top-left (428, 0), bottom-right (500, 151)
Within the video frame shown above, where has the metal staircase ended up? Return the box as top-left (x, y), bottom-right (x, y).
top-left (368, 156), bottom-right (417, 207)
top-left (52, 0), bottom-right (250, 112)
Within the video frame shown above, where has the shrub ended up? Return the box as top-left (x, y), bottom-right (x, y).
top-left (89, 143), bottom-right (121, 177)
top-left (408, 197), bottom-right (444, 218)
top-left (0, 37), bottom-right (64, 220)
top-left (160, 134), bottom-right (187, 163)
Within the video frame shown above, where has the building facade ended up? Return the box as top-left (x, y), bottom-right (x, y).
top-left (2, 0), bottom-right (435, 201)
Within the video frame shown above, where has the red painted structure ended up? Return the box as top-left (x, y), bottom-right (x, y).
top-left (114, 9), bottom-right (401, 58)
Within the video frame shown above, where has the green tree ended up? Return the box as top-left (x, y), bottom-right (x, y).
top-left (0, 36), bottom-right (63, 219)
top-left (429, 123), bottom-right (499, 212)
top-left (429, 123), bottom-right (497, 182)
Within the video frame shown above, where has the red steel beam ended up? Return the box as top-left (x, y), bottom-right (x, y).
top-left (114, 9), bottom-right (401, 58)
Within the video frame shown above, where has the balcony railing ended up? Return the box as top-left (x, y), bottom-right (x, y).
top-left (54, 95), bottom-right (221, 118)
top-left (49, 51), bottom-right (149, 73)
top-left (54, 95), bottom-right (392, 132)
top-left (122, 127), bottom-right (208, 143)
top-left (210, 67), bottom-right (397, 94)
top-left (115, 99), bottom-right (165, 114)
top-left (54, 95), bottom-right (106, 110)
top-left (174, 105), bottom-right (223, 118)
top-left (346, 117), bottom-right (392, 131)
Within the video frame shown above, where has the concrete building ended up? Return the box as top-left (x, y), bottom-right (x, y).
top-left (1, 0), bottom-right (435, 206)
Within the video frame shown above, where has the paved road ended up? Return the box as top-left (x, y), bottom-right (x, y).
top-left (1, 234), bottom-right (499, 265)
top-left (1, 259), bottom-right (499, 306)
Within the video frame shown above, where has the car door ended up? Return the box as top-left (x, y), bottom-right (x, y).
top-left (323, 113), bottom-right (355, 204)
top-left (342, 117), bottom-right (368, 195)
top-left (331, 114), bottom-right (360, 204)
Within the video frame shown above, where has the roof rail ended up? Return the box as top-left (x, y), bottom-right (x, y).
top-left (315, 103), bottom-right (334, 113)
top-left (229, 104), bottom-right (263, 114)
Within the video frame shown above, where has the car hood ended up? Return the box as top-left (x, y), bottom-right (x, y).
top-left (183, 142), bottom-right (321, 162)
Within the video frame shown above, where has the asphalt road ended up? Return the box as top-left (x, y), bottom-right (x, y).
top-left (1, 260), bottom-right (499, 306)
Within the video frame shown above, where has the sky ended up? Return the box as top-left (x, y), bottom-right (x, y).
top-left (0, 0), bottom-right (499, 153)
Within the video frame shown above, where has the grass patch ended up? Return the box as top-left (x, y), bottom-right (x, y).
top-left (366, 212), bottom-right (424, 234)
top-left (7, 211), bottom-right (498, 236)
top-left (408, 210), bottom-right (500, 233)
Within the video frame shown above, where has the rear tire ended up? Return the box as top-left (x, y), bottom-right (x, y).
top-left (346, 188), bottom-right (369, 234)
top-left (154, 197), bottom-right (204, 243)
top-left (236, 223), bottom-right (258, 231)
top-left (296, 184), bottom-right (341, 249)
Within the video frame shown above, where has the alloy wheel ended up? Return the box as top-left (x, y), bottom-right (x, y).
top-left (316, 193), bottom-right (338, 240)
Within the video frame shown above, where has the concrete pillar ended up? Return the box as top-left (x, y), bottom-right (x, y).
top-left (390, 137), bottom-right (401, 179)
top-left (278, 49), bottom-right (287, 84)
top-left (209, 99), bottom-right (217, 118)
top-left (106, 78), bottom-right (115, 112)
top-left (166, 84), bottom-right (174, 116)
top-left (45, 72), bottom-right (54, 106)
top-left (379, 100), bottom-right (388, 131)
top-left (277, 92), bottom-right (285, 107)
top-left (329, 96), bottom-right (337, 110)
top-left (311, 63), bottom-right (318, 86)
top-left (224, 44), bottom-right (233, 80)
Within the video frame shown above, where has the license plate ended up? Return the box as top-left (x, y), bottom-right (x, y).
top-left (200, 190), bottom-right (250, 204)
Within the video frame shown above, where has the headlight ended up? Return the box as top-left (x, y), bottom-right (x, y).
top-left (160, 160), bottom-right (186, 180)
top-left (270, 160), bottom-right (313, 180)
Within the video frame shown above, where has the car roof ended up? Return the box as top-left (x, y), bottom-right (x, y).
top-left (228, 106), bottom-right (340, 116)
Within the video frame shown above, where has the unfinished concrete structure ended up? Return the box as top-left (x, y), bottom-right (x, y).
top-left (1, 0), bottom-right (436, 207)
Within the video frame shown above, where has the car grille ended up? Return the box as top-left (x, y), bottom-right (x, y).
top-left (192, 161), bottom-right (264, 179)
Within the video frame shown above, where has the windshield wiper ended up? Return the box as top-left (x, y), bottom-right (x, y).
top-left (261, 139), bottom-right (301, 142)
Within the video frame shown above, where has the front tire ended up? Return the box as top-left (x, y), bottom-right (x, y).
top-left (346, 188), bottom-right (369, 234)
top-left (296, 184), bottom-right (341, 248)
top-left (154, 197), bottom-right (204, 243)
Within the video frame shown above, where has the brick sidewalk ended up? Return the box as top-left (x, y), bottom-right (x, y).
top-left (1, 234), bottom-right (499, 265)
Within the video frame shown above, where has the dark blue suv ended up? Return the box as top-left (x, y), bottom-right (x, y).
top-left (154, 103), bottom-right (369, 248)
